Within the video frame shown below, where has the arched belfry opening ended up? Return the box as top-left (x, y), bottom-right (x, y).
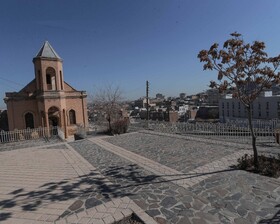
top-left (46, 67), bottom-right (56, 90)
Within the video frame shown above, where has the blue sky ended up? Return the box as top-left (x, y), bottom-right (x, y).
top-left (1, 0), bottom-right (280, 108)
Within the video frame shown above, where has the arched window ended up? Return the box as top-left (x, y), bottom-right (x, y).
top-left (69, 109), bottom-right (76, 125)
top-left (25, 112), bottom-right (34, 129)
top-left (46, 67), bottom-right (56, 90)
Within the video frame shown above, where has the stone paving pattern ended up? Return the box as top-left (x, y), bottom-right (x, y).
top-left (105, 132), bottom-right (247, 173)
top-left (189, 171), bottom-right (280, 224)
top-left (0, 141), bottom-right (105, 224)
top-left (70, 139), bottom-right (199, 224)
top-left (91, 137), bottom-right (251, 189)
top-left (141, 130), bottom-right (280, 156)
top-left (58, 196), bottom-right (157, 224)
top-left (1, 131), bottom-right (280, 223)
top-left (69, 136), bottom-right (280, 223)
top-left (0, 139), bottom-right (156, 224)
top-left (0, 145), bottom-right (77, 223)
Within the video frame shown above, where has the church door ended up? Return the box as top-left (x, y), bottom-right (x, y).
top-left (25, 113), bottom-right (34, 129)
top-left (49, 116), bottom-right (58, 127)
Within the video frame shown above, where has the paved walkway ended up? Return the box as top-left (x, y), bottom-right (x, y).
top-left (0, 143), bottom-right (90, 223)
top-left (0, 142), bottom-right (155, 224)
top-left (68, 132), bottom-right (280, 224)
top-left (1, 131), bottom-right (280, 224)
top-left (92, 137), bottom-right (251, 189)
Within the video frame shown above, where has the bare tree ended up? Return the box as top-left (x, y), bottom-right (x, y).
top-left (198, 32), bottom-right (280, 169)
top-left (93, 85), bottom-right (123, 133)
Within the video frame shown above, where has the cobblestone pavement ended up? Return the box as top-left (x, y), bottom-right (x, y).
top-left (189, 171), bottom-right (280, 224)
top-left (0, 141), bottom-right (156, 224)
top-left (69, 135), bottom-right (280, 224)
top-left (1, 131), bottom-right (280, 224)
top-left (104, 132), bottom-right (248, 173)
top-left (69, 140), bottom-right (198, 224)
top-left (91, 137), bottom-right (250, 189)
top-left (140, 130), bottom-right (280, 156)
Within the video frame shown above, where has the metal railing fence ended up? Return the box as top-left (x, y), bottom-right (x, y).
top-left (0, 126), bottom-right (58, 143)
top-left (149, 120), bottom-right (278, 144)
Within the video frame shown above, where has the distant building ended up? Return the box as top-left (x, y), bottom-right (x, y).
top-left (156, 93), bottom-right (165, 99)
top-left (219, 91), bottom-right (280, 121)
top-left (149, 110), bottom-right (178, 123)
top-left (191, 95), bottom-right (199, 100)
top-left (195, 106), bottom-right (219, 121)
top-left (4, 41), bottom-right (88, 137)
top-left (168, 111), bottom-right (179, 123)
top-left (178, 105), bottom-right (189, 116)
top-left (205, 89), bottom-right (221, 106)
top-left (134, 97), bottom-right (150, 108)
top-left (179, 93), bottom-right (186, 100)
top-left (134, 98), bottom-right (144, 108)
top-left (188, 107), bottom-right (198, 120)
top-left (271, 84), bottom-right (280, 95)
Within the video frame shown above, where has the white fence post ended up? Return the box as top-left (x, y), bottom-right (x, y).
top-left (0, 126), bottom-right (60, 144)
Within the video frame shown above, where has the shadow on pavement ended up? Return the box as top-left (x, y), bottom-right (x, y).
top-left (0, 212), bottom-right (11, 221)
top-left (0, 170), bottom-right (131, 221)
top-left (1, 162), bottom-right (278, 223)
top-left (0, 163), bottom-right (235, 221)
top-left (104, 164), bottom-right (237, 190)
top-left (259, 204), bottom-right (280, 224)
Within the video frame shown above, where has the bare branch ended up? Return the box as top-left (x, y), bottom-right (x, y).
top-left (92, 84), bottom-right (124, 131)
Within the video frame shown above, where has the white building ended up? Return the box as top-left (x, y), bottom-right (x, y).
top-left (219, 91), bottom-right (280, 121)
top-left (178, 105), bottom-right (189, 116)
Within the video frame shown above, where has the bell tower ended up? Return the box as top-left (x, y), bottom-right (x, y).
top-left (33, 41), bottom-right (64, 92)
top-left (32, 41), bottom-right (67, 135)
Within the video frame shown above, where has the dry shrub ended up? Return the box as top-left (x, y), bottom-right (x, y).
top-left (237, 154), bottom-right (280, 178)
top-left (111, 119), bottom-right (129, 134)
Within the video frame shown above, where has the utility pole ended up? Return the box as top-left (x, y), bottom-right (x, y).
top-left (146, 80), bottom-right (149, 128)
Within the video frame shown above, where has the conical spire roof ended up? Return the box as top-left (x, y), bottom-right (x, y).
top-left (35, 41), bottom-right (61, 59)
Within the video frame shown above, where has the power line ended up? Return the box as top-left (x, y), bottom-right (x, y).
top-left (0, 76), bottom-right (25, 87)
top-left (0, 81), bottom-right (19, 92)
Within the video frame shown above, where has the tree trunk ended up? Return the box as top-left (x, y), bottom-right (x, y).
top-left (108, 117), bottom-right (112, 133)
top-left (247, 106), bottom-right (259, 170)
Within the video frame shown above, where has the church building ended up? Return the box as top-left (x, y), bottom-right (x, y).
top-left (4, 41), bottom-right (88, 138)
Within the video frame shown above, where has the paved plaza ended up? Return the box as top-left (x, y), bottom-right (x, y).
top-left (0, 131), bottom-right (280, 223)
